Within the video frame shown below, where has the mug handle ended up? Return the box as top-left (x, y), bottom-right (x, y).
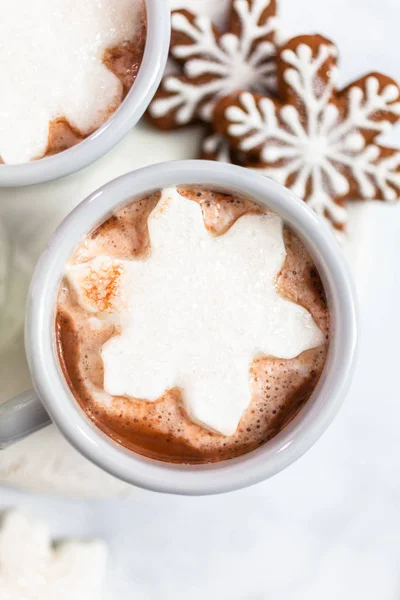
top-left (0, 389), bottom-right (51, 448)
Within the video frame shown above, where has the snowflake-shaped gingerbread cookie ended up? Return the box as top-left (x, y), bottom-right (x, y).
top-left (0, 511), bottom-right (108, 600)
top-left (147, 0), bottom-right (278, 129)
top-left (214, 35), bottom-right (400, 234)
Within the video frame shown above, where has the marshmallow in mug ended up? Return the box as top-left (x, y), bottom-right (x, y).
top-left (66, 186), bottom-right (324, 436)
top-left (0, 0), bottom-right (145, 164)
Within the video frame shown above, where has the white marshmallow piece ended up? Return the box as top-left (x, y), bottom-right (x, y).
top-left (66, 256), bottom-right (129, 314)
top-left (0, 0), bottom-right (143, 164)
top-left (93, 188), bottom-right (325, 436)
top-left (0, 511), bottom-right (108, 600)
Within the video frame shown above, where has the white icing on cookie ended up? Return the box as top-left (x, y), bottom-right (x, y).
top-left (223, 40), bottom-right (400, 231)
top-left (202, 132), bottom-right (233, 161)
top-left (149, 0), bottom-right (277, 124)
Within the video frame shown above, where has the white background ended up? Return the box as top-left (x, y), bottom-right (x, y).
top-left (1, 0), bottom-right (400, 598)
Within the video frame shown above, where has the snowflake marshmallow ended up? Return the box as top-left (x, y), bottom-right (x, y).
top-left (0, 0), bottom-right (143, 163)
top-left (214, 35), bottom-right (400, 233)
top-left (67, 188), bottom-right (324, 436)
top-left (147, 0), bottom-right (278, 129)
top-left (0, 511), bottom-right (108, 600)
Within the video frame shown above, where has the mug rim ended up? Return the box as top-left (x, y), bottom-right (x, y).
top-left (0, 0), bottom-right (170, 187)
top-left (25, 160), bottom-right (358, 495)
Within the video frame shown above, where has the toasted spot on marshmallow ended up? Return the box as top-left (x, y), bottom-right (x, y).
top-left (67, 256), bottom-right (129, 314)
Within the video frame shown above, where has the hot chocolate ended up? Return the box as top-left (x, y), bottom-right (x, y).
top-left (56, 187), bottom-right (330, 464)
top-left (0, 0), bottom-right (146, 164)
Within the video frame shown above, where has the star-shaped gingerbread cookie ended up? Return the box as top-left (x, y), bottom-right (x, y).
top-left (213, 35), bottom-right (400, 234)
top-left (147, 0), bottom-right (278, 129)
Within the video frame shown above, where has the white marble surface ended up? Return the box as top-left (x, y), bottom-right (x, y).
top-left (1, 0), bottom-right (400, 597)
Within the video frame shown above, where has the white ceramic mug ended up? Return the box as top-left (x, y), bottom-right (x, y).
top-left (0, 161), bottom-right (358, 495)
top-left (0, 0), bottom-right (170, 187)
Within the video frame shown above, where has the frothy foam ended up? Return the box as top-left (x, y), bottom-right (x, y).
top-left (66, 187), bottom-right (324, 436)
top-left (0, 0), bottom-right (144, 163)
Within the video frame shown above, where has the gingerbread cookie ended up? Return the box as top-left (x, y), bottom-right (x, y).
top-left (213, 35), bottom-right (400, 233)
top-left (147, 0), bottom-right (278, 129)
